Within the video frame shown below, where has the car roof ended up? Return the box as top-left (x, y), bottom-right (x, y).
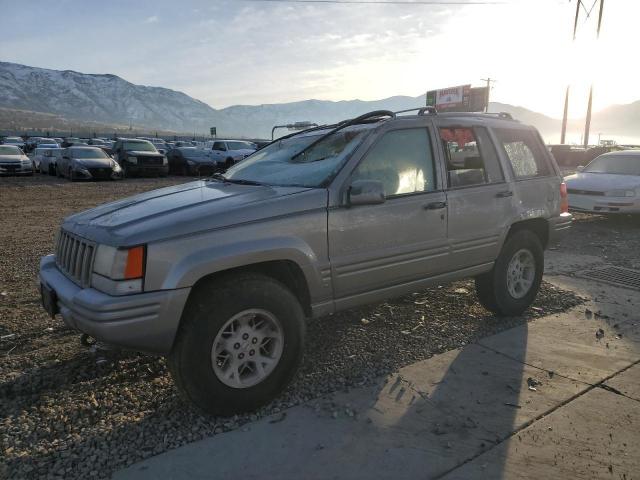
top-left (68, 146), bottom-right (103, 150)
top-left (600, 149), bottom-right (640, 157)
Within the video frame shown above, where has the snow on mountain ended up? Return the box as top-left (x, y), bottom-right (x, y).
top-left (0, 61), bottom-right (216, 132)
top-left (5, 61), bottom-right (636, 143)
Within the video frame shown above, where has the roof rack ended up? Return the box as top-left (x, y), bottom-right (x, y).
top-left (291, 110), bottom-right (395, 162)
top-left (395, 106), bottom-right (438, 116)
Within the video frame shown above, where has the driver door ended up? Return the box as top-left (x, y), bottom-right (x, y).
top-left (328, 127), bottom-right (449, 305)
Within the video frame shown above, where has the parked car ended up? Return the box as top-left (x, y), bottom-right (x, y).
top-left (167, 147), bottom-right (219, 175)
top-left (87, 138), bottom-right (113, 156)
top-left (31, 146), bottom-right (61, 172)
top-left (112, 138), bottom-right (168, 177)
top-left (2, 136), bottom-right (26, 149)
top-left (39, 109), bottom-right (570, 415)
top-left (564, 150), bottom-right (640, 214)
top-left (0, 145), bottom-right (33, 175)
top-left (56, 146), bottom-right (123, 181)
top-left (39, 148), bottom-right (64, 176)
top-left (206, 140), bottom-right (257, 168)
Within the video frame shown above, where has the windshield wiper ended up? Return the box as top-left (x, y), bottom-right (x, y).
top-left (209, 173), bottom-right (265, 186)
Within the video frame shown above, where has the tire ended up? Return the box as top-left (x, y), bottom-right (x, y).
top-left (56, 164), bottom-right (62, 178)
top-left (68, 168), bottom-right (77, 182)
top-left (475, 230), bottom-right (544, 316)
top-left (168, 273), bottom-right (305, 415)
top-left (48, 164), bottom-right (55, 176)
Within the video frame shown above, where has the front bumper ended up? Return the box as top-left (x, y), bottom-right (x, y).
top-left (548, 212), bottom-right (572, 246)
top-left (0, 163), bottom-right (33, 175)
top-left (568, 194), bottom-right (640, 214)
top-left (72, 166), bottom-right (122, 180)
top-left (39, 255), bottom-right (190, 355)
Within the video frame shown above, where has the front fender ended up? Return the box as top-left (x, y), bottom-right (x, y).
top-left (148, 236), bottom-right (327, 301)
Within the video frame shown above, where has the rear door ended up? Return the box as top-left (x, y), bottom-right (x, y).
top-left (328, 124), bottom-right (449, 302)
top-left (435, 120), bottom-right (516, 270)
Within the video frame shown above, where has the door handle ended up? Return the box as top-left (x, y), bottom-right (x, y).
top-left (424, 201), bottom-right (447, 210)
top-left (496, 190), bottom-right (514, 198)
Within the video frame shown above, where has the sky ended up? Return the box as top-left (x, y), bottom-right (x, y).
top-left (0, 0), bottom-right (637, 119)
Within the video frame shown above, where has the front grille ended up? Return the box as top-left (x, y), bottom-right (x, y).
top-left (55, 230), bottom-right (96, 287)
top-left (88, 167), bottom-right (113, 179)
top-left (567, 188), bottom-right (605, 196)
top-left (141, 157), bottom-right (163, 165)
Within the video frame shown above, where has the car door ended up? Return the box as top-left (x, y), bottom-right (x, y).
top-left (434, 120), bottom-right (516, 270)
top-left (328, 125), bottom-right (449, 305)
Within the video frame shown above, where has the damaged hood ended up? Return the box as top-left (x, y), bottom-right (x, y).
top-left (62, 179), bottom-right (326, 246)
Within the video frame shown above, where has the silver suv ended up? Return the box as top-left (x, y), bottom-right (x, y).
top-left (39, 109), bottom-right (572, 414)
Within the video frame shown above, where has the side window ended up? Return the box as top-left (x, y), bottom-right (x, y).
top-left (494, 128), bottom-right (551, 179)
top-left (352, 128), bottom-right (436, 197)
top-left (212, 142), bottom-right (227, 151)
top-left (439, 127), bottom-right (503, 188)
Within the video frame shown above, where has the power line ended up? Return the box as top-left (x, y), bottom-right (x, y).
top-left (242, 0), bottom-right (504, 5)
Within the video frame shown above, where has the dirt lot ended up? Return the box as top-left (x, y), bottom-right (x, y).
top-left (2, 175), bottom-right (635, 479)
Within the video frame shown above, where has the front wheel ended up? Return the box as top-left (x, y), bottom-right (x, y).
top-left (168, 273), bottom-right (305, 415)
top-left (475, 230), bottom-right (544, 316)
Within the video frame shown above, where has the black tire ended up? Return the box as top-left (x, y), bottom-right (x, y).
top-left (48, 164), bottom-right (55, 176)
top-left (168, 273), bottom-right (305, 415)
top-left (56, 164), bottom-right (62, 178)
top-left (68, 168), bottom-right (77, 182)
top-left (475, 230), bottom-right (544, 316)
top-left (181, 162), bottom-right (189, 176)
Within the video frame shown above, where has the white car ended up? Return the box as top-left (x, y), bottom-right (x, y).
top-left (207, 140), bottom-right (257, 168)
top-left (564, 150), bottom-right (640, 214)
top-left (2, 136), bottom-right (26, 150)
top-left (33, 147), bottom-right (62, 174)
top-left (0, 145), bottom-right (33, 176)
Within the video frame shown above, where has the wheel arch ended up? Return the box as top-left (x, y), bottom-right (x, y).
top-left (505, 218), bottom-right (550, 250)
top-left (187, 260), bottom-right (313, 317)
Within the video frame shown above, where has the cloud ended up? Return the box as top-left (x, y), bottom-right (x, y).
top-left (144, 15), bottom-right (159, 24)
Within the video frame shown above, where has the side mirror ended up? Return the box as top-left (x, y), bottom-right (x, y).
top-left (576, 165), bottom-right (585, 172)
top-left (348, 180), bottom-right (386, 206)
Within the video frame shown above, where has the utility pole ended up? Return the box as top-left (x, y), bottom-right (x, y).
top-left (480, 78), bottom-right (495, 112)
top-left (583, 0), bottom-right (605, 148)
top-left (560, 0), bottom-right (582, 144)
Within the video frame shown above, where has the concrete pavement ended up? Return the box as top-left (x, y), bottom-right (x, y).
top-left (115, 252), bottom-right (640, 480)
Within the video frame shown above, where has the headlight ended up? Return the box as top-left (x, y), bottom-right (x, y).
top-left (186, 160), bottom-right (196, 166)
top-left (92, 245), bottom-right (145, 295)
top-left (606, 189), bottom-right (636, 197)
top-left (127, 156), bottom-right (138, 165)
top-left (162, 156), bottom-right (168, 165)
top-left (111, 161), bottom-right (122, 172)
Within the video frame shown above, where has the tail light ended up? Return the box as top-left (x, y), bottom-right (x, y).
top-left (560, 182), bottom-right (569, 214)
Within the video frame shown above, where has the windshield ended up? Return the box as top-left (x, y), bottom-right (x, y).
top-left (123, 141), bottom-right (158, 152)
top-left (585, 154), bottom-right (640, 175)
top-left (227, 141), bottom-right (255, 151)
top-left (70, 148), bottom-right (109, 159)
top-left (224, 125), bottom-right (372, 187)
top-left (4, 138), bottom-right (23, 144)
top-left (0, 145), bottom-right (21, 155)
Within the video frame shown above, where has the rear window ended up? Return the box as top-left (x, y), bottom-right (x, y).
top-left (494, 129), bottom-right (551, 179)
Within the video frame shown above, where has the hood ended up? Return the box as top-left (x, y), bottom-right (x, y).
top-left (127, 151), bottom-right (164, 157)
top-left (564, 172), bottom-right (640, 192)
top-left (62, 180), bottom-right (326, 246)
top-left (0, 154), bottom-right (27, 163)
top-left (73, 158), bottom-right (113, 168)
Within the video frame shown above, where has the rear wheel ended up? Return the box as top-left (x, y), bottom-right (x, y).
top-left (475, 230), bottom-right (544, 316)
top-left (168, 273), bottom-right (305, 415)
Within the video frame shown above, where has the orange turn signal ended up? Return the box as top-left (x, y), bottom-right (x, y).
top-left (124, 246), bottom-right (145, 279)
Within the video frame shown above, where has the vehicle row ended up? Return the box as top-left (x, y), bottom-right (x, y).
top-left (1, 136), bottom-right (261, 180)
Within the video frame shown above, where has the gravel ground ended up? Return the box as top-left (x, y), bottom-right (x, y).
top-left (555, 212), bottom-right (640, 269)
top-left (0, 176), bottom-right (587, 479)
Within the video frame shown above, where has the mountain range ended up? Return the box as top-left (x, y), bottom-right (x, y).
top-left (1, 61), bottom-right (638, 143)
